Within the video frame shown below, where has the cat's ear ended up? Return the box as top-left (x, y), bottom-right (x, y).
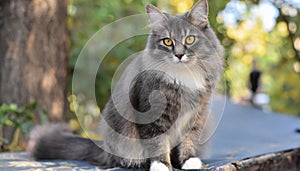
top-left (146, 4), bottom-right (167, 30)
top-left (187, 0), bottom-right (209, 28)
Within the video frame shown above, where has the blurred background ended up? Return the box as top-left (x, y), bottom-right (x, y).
top-left (0, 0), bottom-right (299, 152)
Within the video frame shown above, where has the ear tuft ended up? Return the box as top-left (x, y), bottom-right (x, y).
top-left (188, 0), bottom-right (209, 27)
top-left (146, 4), bottom-right (161, 15)
top-left (145, 4), bottom-right (167, 30)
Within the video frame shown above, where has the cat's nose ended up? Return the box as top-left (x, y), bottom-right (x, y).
top-left (175, 54), bottom-right (184, 60)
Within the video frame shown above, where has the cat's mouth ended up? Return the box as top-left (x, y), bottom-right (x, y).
top-left (172, 60), bottom-right (190, 67)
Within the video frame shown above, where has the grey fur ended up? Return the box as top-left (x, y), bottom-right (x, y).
top-left (27, 0), bottom-right (223, 170)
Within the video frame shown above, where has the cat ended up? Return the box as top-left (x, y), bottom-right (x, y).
top-left (27, 0), bottom-right (224, 170)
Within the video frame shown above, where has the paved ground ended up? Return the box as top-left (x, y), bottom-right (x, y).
top-left (1, 96), bottom-right (300, 170)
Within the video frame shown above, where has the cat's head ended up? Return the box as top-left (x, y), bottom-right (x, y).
top-left (144, 0), bottom-right (223, 76)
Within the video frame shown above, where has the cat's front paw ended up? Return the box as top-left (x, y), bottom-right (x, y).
top-left (182, 157), bottom-right (203, 170)
top-left (150, 161), bottom-right (170, 171)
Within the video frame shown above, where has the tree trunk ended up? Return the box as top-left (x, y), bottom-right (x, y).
top-left (0, 0), bottom-right (69, 144)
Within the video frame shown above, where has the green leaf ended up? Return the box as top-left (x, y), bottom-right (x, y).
top-left (25, 102), bottom-right (38, 111)
top-left (20, 123), bottom-right (34, 133)
top-left (0, 104), bottom-right (9, 113)
top-left (0, 136), bottom-right (9, 144)
top-left (40, 109), bottom-right (49, 124)
top-left (8, 104), bottom-right (17, 111)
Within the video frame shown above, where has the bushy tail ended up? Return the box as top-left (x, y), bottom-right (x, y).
top-left (26, 124), bottom-right (111, 168)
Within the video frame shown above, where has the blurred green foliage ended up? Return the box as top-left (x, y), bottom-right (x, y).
top-left (0, 103), bottom-right (36, 151)
top-left (67, 0), bottom-right (300, 132)
top-left (220, 0), bottom-right (300, 115)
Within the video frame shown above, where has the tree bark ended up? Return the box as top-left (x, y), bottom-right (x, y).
top-left (0, 0), bottom-right (69, 143)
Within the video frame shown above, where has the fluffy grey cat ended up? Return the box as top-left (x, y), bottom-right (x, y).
top-left (27, 0), bottom-right (223, 170)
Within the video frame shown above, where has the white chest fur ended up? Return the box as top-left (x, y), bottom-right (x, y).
top-left (162, 64), bottom-right (205, 91)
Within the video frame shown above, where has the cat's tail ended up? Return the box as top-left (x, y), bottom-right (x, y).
top-left (26, 124), bottom-right (112, 168)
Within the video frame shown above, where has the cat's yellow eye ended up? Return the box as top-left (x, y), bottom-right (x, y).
top-left (185, 35), bottom-right (195, 45)
top-left (163, 38), bottom-right (173, 47)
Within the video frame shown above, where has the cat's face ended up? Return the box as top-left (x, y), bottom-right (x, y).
top-left (145, 0), bottom-right (223, 71)
top-left (146, 14), bottom-right (206, 65)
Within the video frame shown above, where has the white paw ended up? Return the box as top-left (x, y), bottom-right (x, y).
top-left (150, 161), bottom-right (169, 171)
top-left (182, 157), bottom-right (203, 170)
